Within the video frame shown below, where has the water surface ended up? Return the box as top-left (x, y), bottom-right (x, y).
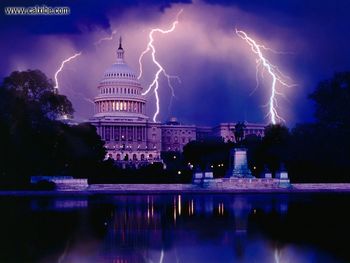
top-left (0, 193), bottom-right (349, 262)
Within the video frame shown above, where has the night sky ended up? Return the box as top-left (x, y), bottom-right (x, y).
top-left (1, 0), bottom-right (350, 127)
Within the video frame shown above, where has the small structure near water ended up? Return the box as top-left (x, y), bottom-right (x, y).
top-left (275, 163), bottom-right (291, 188)
top-left (192, 166), bottom-right (215, 187)
top-left (31, 176), bottom-right (88, 191)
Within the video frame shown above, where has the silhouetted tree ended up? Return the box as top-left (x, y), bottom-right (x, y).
top-left (183, 138), bottom-right (231, 176)
top-left (2, 70), bottom-right (74, 119)
top-left (0, 70), bottom-right (106, 188)
top-left (288, 72), bottom-right (350, 182)
top-left (260, 124), bottom-right (291, 174)
top-left (309, 72), bottom-right (350, 129)
top-left (241, 134), bottom-right (263, 176)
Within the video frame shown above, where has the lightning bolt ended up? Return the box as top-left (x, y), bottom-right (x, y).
top-left (138, 10), bottom-right (183, 122)
top-left (235, 28), bottom-right (295, 124)
top-left (65, 82), bottom-right (95, 105)
top-left (54, 30), bottom-right (116, 98)
top-left (54, 52), bottom-right (82, 92)
top-left (94, 30), bottom-right (117, 46)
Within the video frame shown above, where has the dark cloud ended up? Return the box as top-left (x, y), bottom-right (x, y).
top-left (0, 0), bottom-right (190, 34)
top-left (1, 0), bottom-right (350, 127)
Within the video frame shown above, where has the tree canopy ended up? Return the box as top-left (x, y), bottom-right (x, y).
top-left (309, 72), bottom-right (350, 129)
top-left (2, 70), bottom-right (74, 119)
top-left (0, 70), bottom-right (105, 188)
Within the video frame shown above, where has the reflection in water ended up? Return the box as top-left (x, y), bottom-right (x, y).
top-left (0, 193), bottom-right (349, 262)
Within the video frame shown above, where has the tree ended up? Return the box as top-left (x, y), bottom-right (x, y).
top-left (286, 72), bottom-right (350, 182)
top-left (183, 138), bottom-right (231, 176)
top-left (1, 70), bottom-right (74, 119)
top-left (241, 134), bottom-right (263, 176)
top-left (62, 123), bottom-right (106, 178)
top-left (309, 72), bottom-right (350, 129)
top-left (0, 70), bottom-right (106, 188)
top-left (260, 124), bottom-right (291, 173)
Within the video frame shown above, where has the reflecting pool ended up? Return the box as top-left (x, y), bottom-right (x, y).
top-left (0, 193), bottom-right (349, 262)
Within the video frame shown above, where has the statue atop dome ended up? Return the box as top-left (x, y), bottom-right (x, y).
top-left (116, 36), bottom-right (125, 63)
top-left (118, 36), bottom-right (123, 50)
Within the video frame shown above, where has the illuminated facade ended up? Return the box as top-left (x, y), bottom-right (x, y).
top-left (89, 40), bottom-right (266, 161)
top-left (89, 39), bottom-right (162, 162)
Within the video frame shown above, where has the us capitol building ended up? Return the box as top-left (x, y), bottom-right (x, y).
top-left (89, 40), bottom-right (265, 162)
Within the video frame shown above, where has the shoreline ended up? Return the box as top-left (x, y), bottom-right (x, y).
top-left (1, 183), bottom-right (350, 195)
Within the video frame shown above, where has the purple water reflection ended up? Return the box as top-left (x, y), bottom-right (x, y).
top-left (0, 194), bottom-right (348, 262)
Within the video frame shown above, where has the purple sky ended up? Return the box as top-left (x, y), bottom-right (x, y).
top-left (1, 0), bottom-right (350, 127)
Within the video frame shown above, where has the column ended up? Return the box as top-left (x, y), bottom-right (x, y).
top-left (111, 126), bottom-right (115, 141)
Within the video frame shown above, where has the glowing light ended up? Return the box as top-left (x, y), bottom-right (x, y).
top-left (173, 196), bottom-right (177, 222)
top-left (138, 10), bottom-right (183, 122)
top-left (94, 30), bottom-right (117, 46)
top-left (191, 199), bottom-right (194, 215)
top-left (235, 29), bottom-right (295, 124)
top-left (218, 203), bottom-right (224, 215)
top-left (54, 52), bottom-right (82, 92)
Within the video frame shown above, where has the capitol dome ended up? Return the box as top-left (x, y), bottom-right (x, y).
top-left (93, 38), bottom-right (148, 121)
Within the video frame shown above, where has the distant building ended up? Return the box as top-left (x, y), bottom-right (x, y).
top-left (212, 122), bottom-right (265, 142)
top-left (161, 117), bottom-right (196, 152)
top-left (89, 39), bottom-right (266, 161)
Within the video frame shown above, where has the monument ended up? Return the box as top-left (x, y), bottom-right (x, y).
top-left (229, 148), bottom-right (253, 178)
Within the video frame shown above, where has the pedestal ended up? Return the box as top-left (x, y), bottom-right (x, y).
top-left (229, 148), bottom-right (253, 178)
top-left (276, 170), bottom-right (291, 188)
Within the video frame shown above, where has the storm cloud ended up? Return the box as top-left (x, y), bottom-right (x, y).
top-left (1, 0), bottom-right (350, 126)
